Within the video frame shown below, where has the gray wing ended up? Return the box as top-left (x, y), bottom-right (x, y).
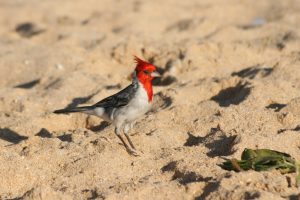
top-left (93, 82), bottom-right (138, 109)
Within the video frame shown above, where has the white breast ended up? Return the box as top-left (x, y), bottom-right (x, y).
top-left (113, 83), bottom-right (151, 125)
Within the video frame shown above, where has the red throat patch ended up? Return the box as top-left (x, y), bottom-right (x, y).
top-left (139, 79), bottom-right (153, 102)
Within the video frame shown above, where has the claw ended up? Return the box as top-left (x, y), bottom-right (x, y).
top-left (127, 148), bottom-right (141, 157)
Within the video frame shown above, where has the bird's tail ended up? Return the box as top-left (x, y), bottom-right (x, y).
top-left (53, 106), bottom-right (94, 114)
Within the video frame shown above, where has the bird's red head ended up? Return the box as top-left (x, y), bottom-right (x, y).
top-left (134, 56), bottom-right (157, 78)
top-left (134, 56), bottom-right (159, 102)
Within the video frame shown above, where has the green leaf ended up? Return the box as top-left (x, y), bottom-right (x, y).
top-left (219, 148), bottom-right (300, 185)
top-left (241, 149), bottom-right (291, 161)
top-left (219, 159), bottom-right (251, 171)
top-left (295, 163), bottom-right (300, 187)
top-left (241, 148), bottom-right (257, 160)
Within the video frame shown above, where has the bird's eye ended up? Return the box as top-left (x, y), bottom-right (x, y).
top-left (143, 70), bottom-right (150, 75)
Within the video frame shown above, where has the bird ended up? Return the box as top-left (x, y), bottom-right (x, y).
top-left (54, 56), bottom-right (160, 156)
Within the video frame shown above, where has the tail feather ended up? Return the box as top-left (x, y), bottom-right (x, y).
top-left (53, 106), bottom-right (94, 114)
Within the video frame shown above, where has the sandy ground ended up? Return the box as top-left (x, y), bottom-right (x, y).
top-left (1, 0), bottom-right (300, 199)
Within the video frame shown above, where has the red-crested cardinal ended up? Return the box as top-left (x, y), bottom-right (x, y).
top-left (54, 56), bottom-right (160, 155)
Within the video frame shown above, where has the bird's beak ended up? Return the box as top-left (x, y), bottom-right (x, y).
top-left (151, 71), bottom-right (160, 77)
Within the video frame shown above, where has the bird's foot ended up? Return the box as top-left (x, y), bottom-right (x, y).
top-left (99, 136), bottom-right (111, 143)
top-left (126, 148), bottom-right (142, 157)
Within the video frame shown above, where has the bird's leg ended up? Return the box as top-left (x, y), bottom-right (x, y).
top-left (130, 121), bottom-right (136, 129)
top-left (115, 127), bottom-right (138, 156)
top-left (114, 127), bottom-right (130, 150)
top-left (124, 123), bottom-right (136, 150)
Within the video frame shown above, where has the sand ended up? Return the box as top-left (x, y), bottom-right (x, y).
top-left (1, 0), bottom-right (300, 199)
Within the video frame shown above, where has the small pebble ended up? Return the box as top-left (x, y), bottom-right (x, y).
top-left (55, 63), bottom-right (64, 70)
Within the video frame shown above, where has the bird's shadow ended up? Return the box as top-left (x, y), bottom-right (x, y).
top-left (14, 79), bottom-right (40, 89)
top-left (231, 65), bottom-right (273, 79)
top-left (35, 128), bottom-right (73, 142)
top-left (35, 128), bottom-right (52, 138)
top-left (89, 121), bottom-right (111, 132)
top-left (15, 22), bottom-right (45, 38)
top-left (184, 127), bottom-right (239, 157)
top-left (195, 181), bottom-right (221, 200)
top-left (64, 89), bottom-right (101, 110)
top-left (210, 81), bottom-right (251, 107)
top-left (265, 103), bottom-right (286, 112)
top-left (0, 128), bottom-right (28, 144)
